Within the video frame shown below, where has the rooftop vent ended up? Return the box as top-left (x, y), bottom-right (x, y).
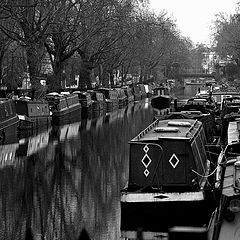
top-left (154, 127), bottom-right (179, 133)
top-left (168, 121), bottom-right (191, 127)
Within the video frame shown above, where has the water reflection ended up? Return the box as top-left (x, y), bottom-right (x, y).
top-left (0, 100), bottom-right (153, 240)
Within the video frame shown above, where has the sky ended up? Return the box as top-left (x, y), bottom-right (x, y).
top-left (149, 0), bottom-right (239, 45)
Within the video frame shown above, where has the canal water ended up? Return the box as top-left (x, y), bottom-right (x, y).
top-left (0, 85), bottom-right (197, 240)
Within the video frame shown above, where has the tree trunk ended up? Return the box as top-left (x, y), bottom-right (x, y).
top-left (77, 50), bottom-right (93, 89)
top-left (26, 45), bottom-right (42, 99)
top-left (79, 59), bottom-right (92, 89)
top-left (53, 60), bottom-right (64, 92)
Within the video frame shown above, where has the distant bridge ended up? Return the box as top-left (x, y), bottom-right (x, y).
top-left (178, 72), bottom-right (216, 79)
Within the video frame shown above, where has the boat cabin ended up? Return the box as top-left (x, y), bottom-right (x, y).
top-left (114, 88), bottom-right (127, 108)
top-left (96, 88), bottom-right (119, 112)
top-left (127, 118), bottom-right (208, 191)
top-left (210, 154), bottom-right (240, 240)
top-left (132, 85), bottom-right (142, 101)
top-left (73, 91), bottom-right (93, 108)
top-left (122, 86), bottom-right (134, 103)
top-left (181, 97), bottom-right (216, 113)
top-left (153, 86), bottom-right (170, 96)
top-left (221, 96), bottom-right (240, 117)
top-left (138, 84), bottom-right (147, 99)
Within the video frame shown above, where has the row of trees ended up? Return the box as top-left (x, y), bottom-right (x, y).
top-left (0, 0), bottom-right (195, 98)
top-left (212, 3), bottom-right (240, 81)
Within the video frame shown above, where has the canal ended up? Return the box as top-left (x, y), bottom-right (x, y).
top-left (0, 85), bottom-right (197, 240)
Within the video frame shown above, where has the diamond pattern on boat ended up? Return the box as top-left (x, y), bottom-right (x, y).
top-left (141, 144), bottom-right (152, 177)
top-left (169, 153), bottom-right (180, 169)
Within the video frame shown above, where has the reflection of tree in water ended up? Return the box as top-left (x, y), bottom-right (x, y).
top-left (77, 103), bottom-right (153, 239)
top-left (0, 155), bottom-right (42, 239)
top-left (0, 101), bottom-right (153, 240)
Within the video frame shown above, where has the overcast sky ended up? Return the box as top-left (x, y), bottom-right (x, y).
top-left (149, 0), bottom-right (239, 45)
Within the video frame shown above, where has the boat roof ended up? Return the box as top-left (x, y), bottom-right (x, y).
top-left (131, 119), bottom-right (202, 142)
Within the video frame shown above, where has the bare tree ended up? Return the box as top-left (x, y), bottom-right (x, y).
top-left (0, 0), bottom-right (57, 98)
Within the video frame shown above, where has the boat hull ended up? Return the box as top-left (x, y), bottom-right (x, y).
top-left (51, 105), bottom-right (81, 125)
top-left (121, 196), bottom-right (214, 231)
top-left (151, 95), bottom-right (171, 109)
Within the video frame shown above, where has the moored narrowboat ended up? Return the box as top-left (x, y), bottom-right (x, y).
top-left (45, 93), bottom-right (81, 124)
top-left (0, 98), bottom-right (19, 143)
top-left (177, 97), bottom-right (217, 113)
top-left (95, 88), bottom-right (118, 112)
top-left (132, 84), bottom-right (142, 101)
top-left (151, 85), bottom-right (174, 110)
top-left (114, 88), bottom-right (128, 108)
top-left (138, 84), bottom-right (147, 99)
top-left (121, 118), bottom-right (215, 231)
top-left (209, 157), bottom-right (240, 240)
top-left (73, 91), bottom-right (93, 118)
top-left (15, 98), bottom-right (51, 130)
top-left (122, 86), bottom-right (134, 104)
top-left (88, 90), bottom-right (106, 112)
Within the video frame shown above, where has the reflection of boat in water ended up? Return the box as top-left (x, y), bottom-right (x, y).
top-left (0, 142), bottom-right (19, 168)
top-left (121, 118), bottom-right (215, 231)
top-left (58, 122), bottom-right (81, 141)
top-left (18, 128), bottom-right (51, 157)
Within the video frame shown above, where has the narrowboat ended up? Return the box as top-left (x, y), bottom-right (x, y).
top-left (177, 97), bottom-right (216, 114)
top-left (15, 98), bottom-right (51, 130)
top-left (88, 90), bottom-right (106, 112)
top-left (72, 91), bottom-right (93, 118)
top-left (114, 88), bottom-right (128, 108)
top-left (121, 118), bottom-right (216, 231)
top-left (122, 86), bottom-right (134, 104)
top-left (132, 84), bottom-right (142, 101)
top-left (209, 155), bottom-right (240, 240)
top-left (0, 98), bottom-right (19, 143)
top-left (45, 92), bottom-right (81, 124)
top-left (207, 117), bottom-right (240, 240)
top-left (138, 84), bottom-right (147, 99)
top-left (95, 88), bottom-right (118, 112)
top-left (221, 96), bottom-right (240, 117)
top-left (151, 85), bottom-right (175, 110)
top-left (211, 90), bottom-right (240, 114)
top-left (219, 97), bottom-right (240, 145)
top-left (144, 84), bottom-right (153, 98)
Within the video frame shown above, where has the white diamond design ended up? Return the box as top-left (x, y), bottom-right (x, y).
top-left (143, 145), bottom-right (149, 153)
top-left (144, 169), bottom-right (150, 177)
top-left (169, 153), bottom-right (180, 169)
top-left (141, 155), bottom-right (152, 168)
